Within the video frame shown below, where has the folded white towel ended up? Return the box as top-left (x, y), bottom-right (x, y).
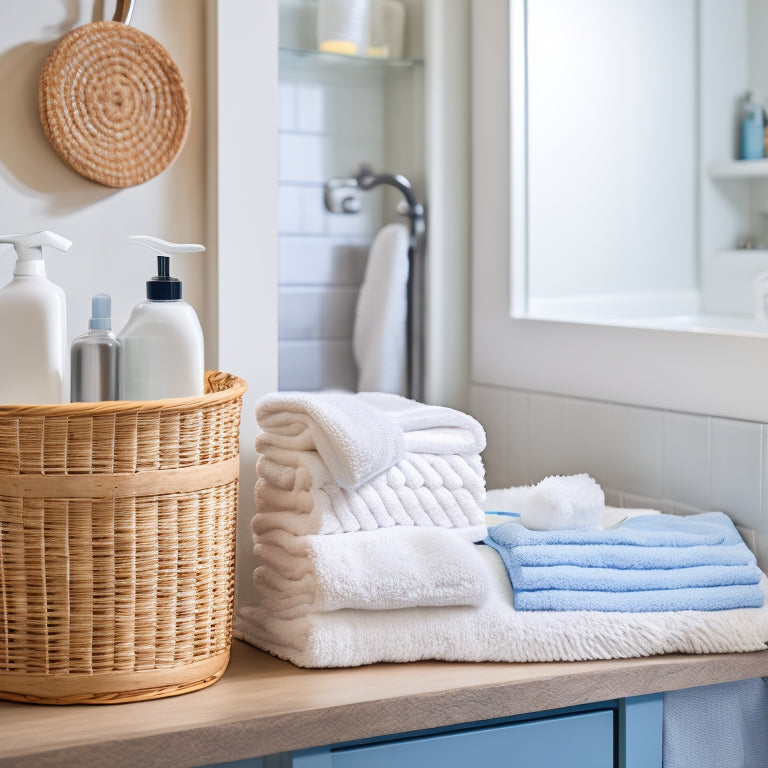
top-left (253, 448), bottom-right (487, 540)
top-left (234, 546), bottom-right (768, 668)
top-left (485, 474), bottom-right (604, 530)
top-left (257, 445), bottom-right (485, 494)
top-left (357, 392), bottom-right (487, 456)
top-left (251, 527), bottom-right (489, 619)
top-left (256, 392), bottom-right (487, 488)
top-left (255, 391), bottom-right (406, 489)
top-left (253, 484), bottom-right (486, 541)
top-left (353, 223), bottom-right (410, 395)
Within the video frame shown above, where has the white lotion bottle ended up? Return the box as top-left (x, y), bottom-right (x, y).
top-left (118, 236), bottom-right (205, 400)
top-left (0, 230), bottom-right (72, 404)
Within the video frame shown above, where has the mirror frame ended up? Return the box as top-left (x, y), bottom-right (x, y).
top-left (471, 0), bottom-right (768, 422)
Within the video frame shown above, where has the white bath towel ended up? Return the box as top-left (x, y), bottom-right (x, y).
top-left (353, 223), bottom-right (410, 395)
top-left (251, 527), bottom-right (489, 619)
top-left (485, 474), bottom-right (605, 530)
top-left (234, 545), bottom-right (768, 668)
top-left (255, 391), bottom-right (406, 489)
top-left (253, 452), bottom-right (487, 541)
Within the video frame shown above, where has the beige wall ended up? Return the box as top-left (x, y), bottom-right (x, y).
top-left (0, 1), bottom-right (207, 346)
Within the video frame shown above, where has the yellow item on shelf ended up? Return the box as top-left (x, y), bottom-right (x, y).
top-left (319, 39), bottom-right (358, 55)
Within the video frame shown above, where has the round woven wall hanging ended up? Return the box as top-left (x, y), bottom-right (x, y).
top-left (38, 20), bottom-right (190, 188)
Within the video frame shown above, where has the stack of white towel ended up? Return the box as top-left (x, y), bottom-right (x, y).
top-left (235, 395), bottom-right (768, 668)
top-left (236, 391), bottom-right (490, 649)
top-left (251, 390), bottom-right (488, 541)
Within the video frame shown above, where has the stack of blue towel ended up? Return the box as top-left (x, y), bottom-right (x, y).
top-left (484, 512), bottom-right (765, 612)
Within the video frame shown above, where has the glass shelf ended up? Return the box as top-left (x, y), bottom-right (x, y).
top-left (279, 46), bottom-right (424, 70)
top-left (708, 159), bottom-right (768, 179)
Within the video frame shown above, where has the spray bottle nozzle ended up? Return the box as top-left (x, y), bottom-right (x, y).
top-left (0, 230), bottom-right (71, 277)
top-left (129, 235), bottom-right (205, 302)
top-left (89, 293), bottom-right (112, 331)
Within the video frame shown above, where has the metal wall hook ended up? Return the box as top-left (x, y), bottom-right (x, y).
top-left (113, 0), bottom-right (134, 24)
top-left (324, 177), bottom-right (363, 215)
top-left (324, 166), bottom-right (426, 242)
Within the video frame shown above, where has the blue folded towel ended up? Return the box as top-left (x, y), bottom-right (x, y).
top-left (484, 512), bottom-right (765, 612)
top-left (509, 584), bottom-right (765, 612)
top-left (502, 542), bottom-right (757, 570)
top-left (510, 564), bottom-right (762, 592)
top-left (491, 511), bottom-right (743, 549)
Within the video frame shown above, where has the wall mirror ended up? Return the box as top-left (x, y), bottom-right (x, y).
top-left (471, 0), bottom-right (768, 423)
top-left (514, 0), bottom-right (768, 334)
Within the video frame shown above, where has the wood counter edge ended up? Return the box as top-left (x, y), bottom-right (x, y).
top-left (2, 641), bottom-right (768, 768)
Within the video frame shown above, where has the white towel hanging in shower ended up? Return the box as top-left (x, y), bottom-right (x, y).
top-left (353, 223), bottom-right (410, 395)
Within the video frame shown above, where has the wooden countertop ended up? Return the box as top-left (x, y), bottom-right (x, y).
top-left (2, 640), bottom-right (768, 768)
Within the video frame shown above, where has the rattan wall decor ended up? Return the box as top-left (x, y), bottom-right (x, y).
top-left (38, 13), bottom-right (190, 188)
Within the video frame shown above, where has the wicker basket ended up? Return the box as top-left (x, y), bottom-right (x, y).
top-left (0, 371), bottom-right (246, 704)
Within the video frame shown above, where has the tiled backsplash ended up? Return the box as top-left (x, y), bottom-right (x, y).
top-left (278, 62), bottom-right (386, 391)
top-left (470, 383), bottom-right (768, 570)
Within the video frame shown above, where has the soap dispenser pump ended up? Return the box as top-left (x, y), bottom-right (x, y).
top-left (0, 230), bottom-right (71, 404)
top-left (118, 235), bottom-right (205, 400)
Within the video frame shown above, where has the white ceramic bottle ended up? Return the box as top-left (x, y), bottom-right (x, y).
top-left (0, 230), bottom-right (72, 404)
top-left (118, 236), bottom-right (205, 401)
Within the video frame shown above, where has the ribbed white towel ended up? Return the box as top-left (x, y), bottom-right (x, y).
top-left (253, 451), bottom-right (487, 541)
top-left (485, 474), bottom-right (605, 530)
top-left (256, 392), bottom-right (487, 489)
top-left (234, 545), bottom-right (768, 668)
top-left (251, 527), bottom-right (489, 619)
top-left (353, 223), bottom-right (410, 395)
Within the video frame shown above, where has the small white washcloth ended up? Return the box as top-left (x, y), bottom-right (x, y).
top-left (485, 474), bottom-right (605, 530)
top-left (256, 391), bottom-right (487, 489)
top-left (352, 223), bottom-right (410, 395)
top-left (251, 526), bottom-right (489, 619)
top-left (235, 545), bottom-right (768, 668)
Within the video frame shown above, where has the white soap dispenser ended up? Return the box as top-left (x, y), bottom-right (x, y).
top-left (118, 235), bottom-right (205, 400)
top-left (0, 230), bottom-right (71, 404)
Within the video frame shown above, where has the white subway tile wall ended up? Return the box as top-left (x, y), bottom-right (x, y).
top-left (277, 65), bottom-right (386, 391)
top-left (470, 384), bottom-right (768, 570)
top-left (663, 413), bottom-right (711, 511)
top-left (710, 419), bottom-right (762, 529)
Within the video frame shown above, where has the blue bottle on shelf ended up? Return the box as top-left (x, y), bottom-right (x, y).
top-left (741, 92), bottom-right (765, 160)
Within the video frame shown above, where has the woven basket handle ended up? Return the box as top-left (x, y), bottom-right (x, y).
top-left (113, 0), bottom-right (134, 24)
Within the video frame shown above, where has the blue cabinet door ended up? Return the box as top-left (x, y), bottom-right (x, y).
top-left (294, 709), bottom-right (614, 768)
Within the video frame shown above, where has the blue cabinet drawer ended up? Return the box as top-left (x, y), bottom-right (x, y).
top-left (295, 709), bottom-right (614, 768)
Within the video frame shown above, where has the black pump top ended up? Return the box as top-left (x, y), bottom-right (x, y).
top-left (147, 255), bottom-right (182, 300)
top-left (129, 235), bottom-right (205, 302)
